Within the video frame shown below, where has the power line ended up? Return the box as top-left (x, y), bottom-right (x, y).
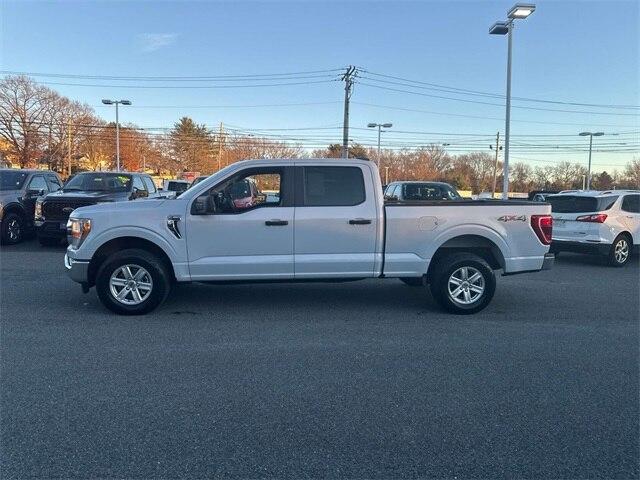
top-left (360, 69), bottom-right (640, 110)
top-left (357, 80), bottom-right (640, 117)
top-left (0, 68), bottom-right (345, 81)
top-left (352, 102), bottom-right (640, 128)
top-left (36, 79), bottom-right (340, 89)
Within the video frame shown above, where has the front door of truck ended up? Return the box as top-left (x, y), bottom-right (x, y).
top-left (186, 166), bottom-right (295, 280)
top-left (293, 165), bottom-right (379, 278)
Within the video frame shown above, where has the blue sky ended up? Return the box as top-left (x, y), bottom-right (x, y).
top-left (1, 0), bottom-right (638, 172)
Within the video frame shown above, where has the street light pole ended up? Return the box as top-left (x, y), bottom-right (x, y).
top-left (579, 131), bottom-right (604, 190)
top-left (490, 3), bottom-right (536, 199)
top-left (102, 99), bottom-right (132, 171)
top-left (367, 122), bottom-right (393, 169)
top-left (503, 21), bottom-right (513, 199)
top-left (115, 102), bottom-right (120, 172)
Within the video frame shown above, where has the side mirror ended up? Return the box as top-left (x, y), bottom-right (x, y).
top-left (191, 195), bottom-right (217, 215)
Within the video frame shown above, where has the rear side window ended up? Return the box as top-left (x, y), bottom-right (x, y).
top-left (621, 194), bottom-right (640, 213)
top-left (302, 167), bottom-right (365, 206)
top-left (548, 195), bottom-right (618, 213)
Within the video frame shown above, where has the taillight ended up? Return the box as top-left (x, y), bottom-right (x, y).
top-left (531, 214), bottom-right (553, 245)
top-left (576, 214), bottom-right (607, 223)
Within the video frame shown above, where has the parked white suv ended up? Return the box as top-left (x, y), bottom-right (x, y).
top-left (548, 190), bottom-right (639, 266)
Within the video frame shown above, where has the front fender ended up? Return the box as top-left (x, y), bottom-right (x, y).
top-left (81, 226), bottom-right (183, 263)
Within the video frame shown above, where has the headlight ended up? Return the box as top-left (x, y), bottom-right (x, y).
top-left (35, 200), bottom-right (43, 220)
top-left (66, 217), bottom-right (92, 249)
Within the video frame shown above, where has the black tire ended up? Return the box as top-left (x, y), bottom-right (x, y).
top-left (1, 212), bottom-right (25, 245)
top-left (429, 253), bottom-right (496, 315)
top-left (608, 234), bottom-right (632, 267)
top-left (38, 236), bottom-right (61, 247)
top-left (400, 277), bottom-right (424, 287)
top-left (96, 248), bottom-right (172, 315)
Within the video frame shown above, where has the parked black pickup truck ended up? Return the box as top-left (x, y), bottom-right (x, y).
top-left (0, 169), bottom-right (63, 244)
top-left (35, 171), bottom-right (161, 246)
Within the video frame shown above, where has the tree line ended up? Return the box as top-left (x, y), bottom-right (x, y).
top-left (1, 75), bottom-right (638, 192)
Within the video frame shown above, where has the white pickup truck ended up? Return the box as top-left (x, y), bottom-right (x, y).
top-left (65, 159), bottom-right (554, 315)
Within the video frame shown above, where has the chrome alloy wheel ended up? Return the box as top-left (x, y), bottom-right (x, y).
top-left (614, 238), bottom-right (630, 264)
top-left (7, 218), bottom-right (21, 242)
top-left (447, 266), bottom-right (485, 305)
top-left (109, 264), bottom-right (153, 306)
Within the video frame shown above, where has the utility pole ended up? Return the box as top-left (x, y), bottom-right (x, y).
top-left (218, 122), bottom-right (224, 170)
top-left (341, 66), bottom-right (357, 159)
top-left (490, 131), bottom-right (501, 198)
top-left (67, 122), bottom-right (72, 177)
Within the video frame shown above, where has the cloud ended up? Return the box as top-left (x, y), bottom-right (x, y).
top-left (136, 33), bottom-right (178, 52)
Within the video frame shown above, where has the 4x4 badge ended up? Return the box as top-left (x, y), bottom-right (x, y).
top-left (498, 215), bottom-right (527, 222)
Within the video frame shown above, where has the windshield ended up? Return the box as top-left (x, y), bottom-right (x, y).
top-left (548, 195), bottom-right (618, 213)
top-left (403, 183), bottom-right (461, 200)
top-left (63, 173), bottom-right (132, 192)
top-left (0, 171), bottom-right (29, 191)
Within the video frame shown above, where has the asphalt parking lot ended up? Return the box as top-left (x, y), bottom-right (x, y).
top-left (1, 239), bottom-right (639, 479)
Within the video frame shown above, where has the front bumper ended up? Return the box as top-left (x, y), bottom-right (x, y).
top-left (36, 220), bottom-right (68, 239)
top-left (64, 253), bottom-right (90, 284)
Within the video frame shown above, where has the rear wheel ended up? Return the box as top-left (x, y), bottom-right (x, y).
top-left (96, 248), bottom-right (172, 315)
top-left (608, 234), bottom-right (632, 267)
top-left (400, 277), bottom-right (423, 287)
top-left (1, 213), bottom-right (24, 244)
top-left (429, 253), bottom-right (496, 314)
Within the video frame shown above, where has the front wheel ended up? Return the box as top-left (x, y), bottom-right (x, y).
top-left (608, 234), bottom-right (632, 267)
top-left (1, 213), bottom-right (25, 244)
top-left (429, 253), bottom-right (496, 314)
top-left (96, 249), bottom-right (172, 315)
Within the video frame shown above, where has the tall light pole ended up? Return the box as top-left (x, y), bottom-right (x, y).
top-left (490, 3), bottom-right (536, 199)
top-left (579, 131), bottom-right (604, 190)
top-left (102, 99), bottom-right (132, 171)
top-left (367, 122), bottom-right (393, 168)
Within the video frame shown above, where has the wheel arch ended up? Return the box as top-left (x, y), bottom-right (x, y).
top-left (427, 234), bottom-right (506, 280)
top-left (1, 202), bottom-right (27, 219)
top-left (88, 236), bottom-right (176, 287)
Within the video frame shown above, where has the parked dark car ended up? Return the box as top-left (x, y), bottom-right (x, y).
top-left (35, 171), bottom-right (161, 245)
top-left (0, 169), bottom-right (63, 244)
top-left (384, 181), bottom-right (462, 202)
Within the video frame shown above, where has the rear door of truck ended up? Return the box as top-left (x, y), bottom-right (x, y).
top-left (293, 164), bottom-right (379, 278)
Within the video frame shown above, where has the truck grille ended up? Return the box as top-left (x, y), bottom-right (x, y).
top-left (42, 200), bottom-right (96, 221)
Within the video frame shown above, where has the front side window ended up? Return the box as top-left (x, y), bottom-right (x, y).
top-left (142, 176), bottom-right (157, 194)
top-left (63, 173), bottom-right (132, 192)
top-left (302, 166), bottom-right (365, 206)
top-left (27, 175), bottom-right (47, 193)
top-left (47, 175), bottom-right (62, 192)
top-left (621, 194), bottom-right (640, 213)
top-left (195, 169), bottom-right (282, 214)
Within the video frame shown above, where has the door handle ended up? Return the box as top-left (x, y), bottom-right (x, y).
top-left (265, 219), bottom-right (288, 226)
top-left (349, 218), bottom-right (372, 225)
